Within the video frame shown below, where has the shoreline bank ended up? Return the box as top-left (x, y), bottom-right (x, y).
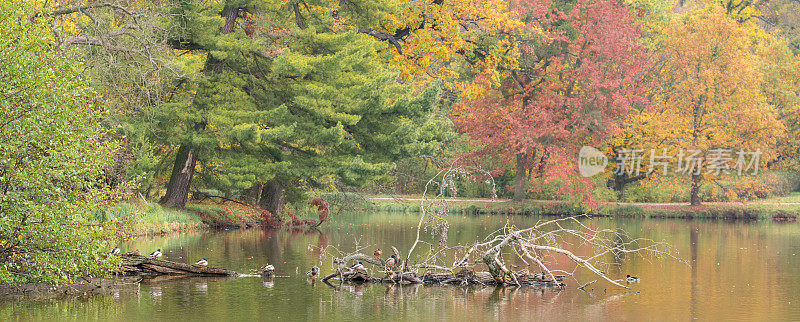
top-left (365, 197), bottom-right (800, 221)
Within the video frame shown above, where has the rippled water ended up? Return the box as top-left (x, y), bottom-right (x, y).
top-left (3, 212), bottom-right (800, 321)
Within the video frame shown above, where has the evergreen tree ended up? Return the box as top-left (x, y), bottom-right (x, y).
top-left (149, 1), bottom-right (442, 211)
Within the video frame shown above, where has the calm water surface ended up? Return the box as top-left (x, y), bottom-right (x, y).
top-left (3, 212), bottom-right (800, 321)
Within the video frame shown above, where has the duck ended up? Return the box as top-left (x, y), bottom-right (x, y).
top-left (385, 254), bottom-right (397, 269)
top-left (195, 258), bottom-right (208, 266)
top-left (374, 248), bottom-right (383, 258)
top-left (518, 269), bottom-right (529, 276)
top-left (351, 262), bottom-right (367, 273)
top-left (149, 249), bottom-right (163, 258)
top-left (261, 264), bottom-right (276, 276)
top-left (626, 274), bottom-right (640, 283)
top-left (110, 246), bottom-right (121, 255)
top-left (307, 266), bottom-right (318, 278)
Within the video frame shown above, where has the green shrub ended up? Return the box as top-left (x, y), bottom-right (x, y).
top-left (592, 186), bottom-right (618, 202)
top-left (612, 205), bottom-right (646, 217)
top-left (0, 5), bottom-right (122, 284)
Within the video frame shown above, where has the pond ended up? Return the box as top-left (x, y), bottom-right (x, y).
top-left (3, 212), bottom-right (800, 321)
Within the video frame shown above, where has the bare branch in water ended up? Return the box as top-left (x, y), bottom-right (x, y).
top-left (312, 158), bottom-right (685, 289)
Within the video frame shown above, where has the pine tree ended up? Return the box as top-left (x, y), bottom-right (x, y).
top-left (149, 1), bottom-right (441, 211)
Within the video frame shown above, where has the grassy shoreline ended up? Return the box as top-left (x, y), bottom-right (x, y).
top-left (98, 192), bottom-right (800, 235)
top-left (365, 196), bottom-right (800, 221)
top-left (95, 201), bottom-right (264, 237)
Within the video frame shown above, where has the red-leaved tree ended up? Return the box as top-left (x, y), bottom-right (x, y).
top-left (452, 0), bottom-right (649, 202)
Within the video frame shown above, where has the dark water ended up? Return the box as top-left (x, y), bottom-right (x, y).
top-left (3, 212), bottom-right (800, 321)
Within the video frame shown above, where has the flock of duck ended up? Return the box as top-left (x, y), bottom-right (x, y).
top-left (109, 246), bottom-right (640, 284)
top-left (271, 249), bottom-right (399, 280)
top-left (110, 245), bottom-right (318, 278)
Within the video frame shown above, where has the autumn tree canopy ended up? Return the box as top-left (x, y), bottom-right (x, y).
top-left (36, 0), bottom-right (800, 208)
top-left (452, 0), bottom-right (650, 201)
top-left (643, 5), bottom-right (785, 205)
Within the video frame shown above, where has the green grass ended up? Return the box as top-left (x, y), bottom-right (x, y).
top-left (365, 195), bottom-right (800, 220)
top-left (94, 202), bottom-right (206, 235)
top-left (758, 192), bottom-right (800, 203)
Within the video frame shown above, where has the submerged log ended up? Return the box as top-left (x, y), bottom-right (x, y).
top-left (422, 270), bottom-right (563, 286)
top-left (322, 267), bottom-right (562, 287)
top-left (119, 253), bottom-right (238, 276)
top-left (333, 253), bottom-right (385, 270)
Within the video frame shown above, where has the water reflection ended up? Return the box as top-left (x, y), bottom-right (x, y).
top-left (262, 277), bottom-right (274, 289)
top-left (150, 286), bottom-right (161, 300)
top-left (194, 283), bottom-right (208, 293)
top-left (2, 213), bottom-right (800, 321)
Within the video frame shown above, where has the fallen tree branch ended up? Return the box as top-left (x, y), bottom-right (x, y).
top-left (119, 253), bottom-right (238, 276)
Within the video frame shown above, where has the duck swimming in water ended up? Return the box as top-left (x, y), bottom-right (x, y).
top-left (195, 258), bottom-right (208, 266)
top-left (110, 246), bottom-right (121, 255)
top-left (261, 264), bottom-right (276, 276)
top-left (307, 266), bottom-right (318, 278)
top-left (150, 249), bottom-right (162, 258)
top-left (626, 275), bottom-right (640, 283)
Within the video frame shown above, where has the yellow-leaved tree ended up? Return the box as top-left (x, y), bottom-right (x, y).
top-left (646, 5), bottom-right (785, 205)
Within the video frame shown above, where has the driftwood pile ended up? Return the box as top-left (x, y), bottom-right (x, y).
top-left (320, 253), bottom-right (564, 287)
top-left (119, 253), bottom-right (238, 276)
top-left (323, 268), bottom-right (564, 287)
top-left (422, 269), bottom-right (564, 286)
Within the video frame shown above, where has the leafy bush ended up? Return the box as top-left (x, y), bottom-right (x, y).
top-left (0, 5), bottom-right (121, 284)
top-left (592, 186), bottom-right (618, 202)
top-left (608, 171), bottom-right (800, 203)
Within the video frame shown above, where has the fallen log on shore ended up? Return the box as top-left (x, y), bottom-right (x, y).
top-left (119, 253), bottom-right (238, 276)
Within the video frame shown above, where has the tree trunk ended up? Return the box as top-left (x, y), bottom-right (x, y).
top-left (611, 173), bottom-right (647, 201)
top-left (159, 144), bottom-right (197, 209)
top-left (690, 173), bottom-right (702, 206)
top-left (513, 152), bottom-right (527, 202)
top-left (158, 7), bottom-right (240, 210)
top-left (242, 183), bottom-right (263, 206)
top-left (259, 180), bottom-right (285, 215)
top-left (613, 172), bottom-right (626, 201)
top-left (220, 6), bottom-right (239, 34)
